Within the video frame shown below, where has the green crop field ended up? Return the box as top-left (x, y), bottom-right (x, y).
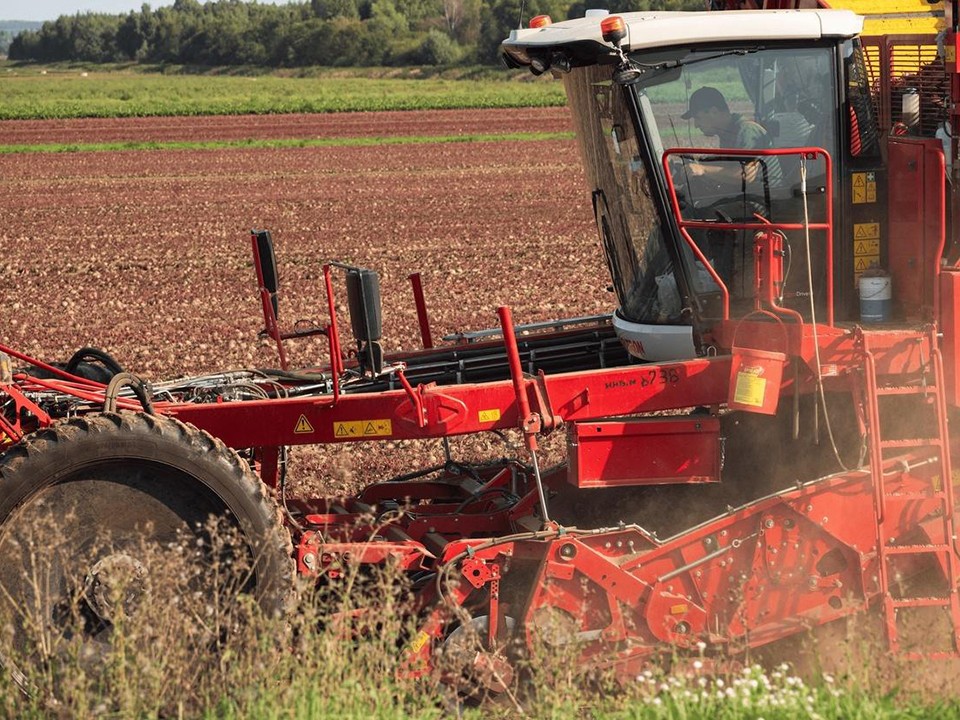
top-left (0, 63), bottom-right (566, 119)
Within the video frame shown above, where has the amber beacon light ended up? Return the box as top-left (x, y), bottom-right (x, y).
top-left (600, 15), bottom-right (626, 46)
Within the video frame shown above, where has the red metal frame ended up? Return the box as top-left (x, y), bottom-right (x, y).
top-left (251, 231), bottom-right (330, 371)
top-left (662, 146), bottom-right (835, 325)
top-left (7, 243), bottom-right (960, 681)
top-left (395, 453), bottom-right (952, 678)
top-left (409, 272), bottom-right (434, 349)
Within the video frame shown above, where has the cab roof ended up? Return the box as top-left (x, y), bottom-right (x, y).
top-left (502, 9), bottom-right (864, 68)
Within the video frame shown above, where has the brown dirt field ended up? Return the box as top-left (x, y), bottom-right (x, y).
top-left (0, 107), bottom-right (574, 145)
top-left (0, 107), bottom-right (605, 493)
top-left (1, 107), bottom-right (604, 376)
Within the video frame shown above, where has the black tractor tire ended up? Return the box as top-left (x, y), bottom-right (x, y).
top-left (0, 412), bottom-right (293, 667)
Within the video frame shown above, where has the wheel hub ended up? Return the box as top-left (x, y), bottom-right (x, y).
top-left (84, 553), bottom-right (147, 623)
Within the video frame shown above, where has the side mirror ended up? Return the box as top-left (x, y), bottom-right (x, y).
top-left (253, 229), bottom-right (280, 318)
top-left (346, 268), bottom-right (383, 375)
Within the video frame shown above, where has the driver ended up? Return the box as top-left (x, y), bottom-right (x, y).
top-left (680, 86), bottom-right (783, 290)
top-left (682, 86), bottom-right (783, 191)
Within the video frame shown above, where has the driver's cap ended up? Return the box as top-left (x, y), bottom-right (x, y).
top-left (681, 87), bottom-right (728, 119)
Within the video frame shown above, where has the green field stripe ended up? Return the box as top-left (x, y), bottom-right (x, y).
top-left (0, 131), bottom-right (574, 154)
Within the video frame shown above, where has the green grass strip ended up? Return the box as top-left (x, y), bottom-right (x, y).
top-left (0, 131), bottom-right (575, 155)
top-left (0, 66), bottom-right (567, 120)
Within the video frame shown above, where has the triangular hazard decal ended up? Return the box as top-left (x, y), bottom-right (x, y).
top-left (294, 415), bottom-right (314, 434)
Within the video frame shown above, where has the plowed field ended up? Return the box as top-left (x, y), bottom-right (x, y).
top-left (1, 107), bottom-right (605, 377)
top-left (1, 107), bottom-right (606, 492)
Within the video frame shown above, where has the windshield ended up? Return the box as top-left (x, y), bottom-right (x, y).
top-left (565, 45), bottom-right (838, 326)
top-left (565, 65), bottom-right (684, 325)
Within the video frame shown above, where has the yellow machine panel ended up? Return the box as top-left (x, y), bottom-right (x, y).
top-left (826, 0), bottom-right (945, 34)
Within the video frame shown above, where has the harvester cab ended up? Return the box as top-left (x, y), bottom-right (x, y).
top-left (503, 9), bottom-right (896, 361)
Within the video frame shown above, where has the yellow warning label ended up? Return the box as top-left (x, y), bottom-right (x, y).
top-left (478, 408), bottom-right (501, 423)
top-left (854, 223), bottom-right (880, 240)
top-left (734, 372), bottom-right (767, 408)
top-left (294, 415), bottom-right (314, 434)
top-left (852, 173), bottom-right (877, 204)
top-left (854, 256), bottom-right (881, 273)
top-left (854, 239), bottom-right (880, 256)
top-left (670, 603), bottom-right (689, 615)
top-left (333, 419), bottom-right (392, 438)
top-left (409, 631), bottom-right (430, 654)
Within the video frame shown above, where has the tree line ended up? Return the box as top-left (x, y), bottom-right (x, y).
top-left (8, 0), bottom-right (701, 67)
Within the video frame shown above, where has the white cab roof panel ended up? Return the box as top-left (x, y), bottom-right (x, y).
top-left (504, 10), bottom-right (864, 54)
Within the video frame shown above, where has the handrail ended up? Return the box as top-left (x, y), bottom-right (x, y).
top-left (661, 146), bottom-right (834, 325)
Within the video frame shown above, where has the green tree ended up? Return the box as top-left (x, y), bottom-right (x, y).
top-left (395, 0), bottom-right (441, 28)
top-left (445, 0), bottom-right (480, 44)
top-left (4, 0), bottom-right (712, 68)
top-left (416, 27), bottom-right (461, 65)
top-left (310, 0), bottom-right (359, 20)
top-left (365, 0), bottom-right (409, 62)
top-left (478, 0), bottom-right (565, 64)
top-left (117, 10), bottom-right (146, 59)
top-left (568, 0), bottom-right (701, 13)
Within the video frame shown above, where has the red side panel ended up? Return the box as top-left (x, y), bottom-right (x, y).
top-left (567, 416), bottom-right (721, 488)
top-left (940, 269), bottom-right (960, 407)
top-left (887, 137), bottom-right (945, 320)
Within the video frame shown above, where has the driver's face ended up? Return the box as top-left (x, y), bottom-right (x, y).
top-left (692, 107), bottom-right (723, 137)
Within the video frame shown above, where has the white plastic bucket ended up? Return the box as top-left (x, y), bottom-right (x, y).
top-left (859, 274), bottom-right (892, 323)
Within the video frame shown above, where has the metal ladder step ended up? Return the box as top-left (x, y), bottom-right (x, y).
top-left (883, 491), bottom-right (946, 501)
top-left (874, 385), bottom-right (935, 396)
top-left (888, 596), bottom-right (953, 609)
top-left (882, 543), bottom-right (952, 555)
top-left (879, 438), bottom-right (942, 449)
top-left (859, 326), bottom-right (960, 658)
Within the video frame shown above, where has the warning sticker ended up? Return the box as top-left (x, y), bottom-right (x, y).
top-left (852, 173), bottom-right (877, 205)
top-left (854, 239), bottom-right (880, 256)
top-left (409, 631), bottom-right (431, 654)
top-left (478, 408), bottom-right (501, 423)
top-left (854, 256), bottom-right (881, 273)
top-left (854, 223), bottom-right (880, 240)
top-left (734, 371), bottom-right (767, 408)
top-left (333, 419), bottom-right (392, 438)
top-left (294, 415), bottom-right (314, 434)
